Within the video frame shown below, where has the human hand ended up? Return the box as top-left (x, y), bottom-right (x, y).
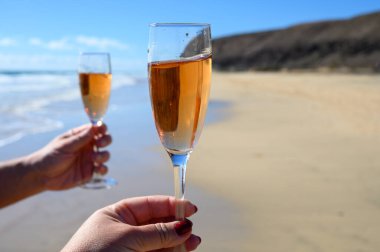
top-left (31, 123), bottom-right (112, 190)
top-left (62, 195), bottom-right (201, 252)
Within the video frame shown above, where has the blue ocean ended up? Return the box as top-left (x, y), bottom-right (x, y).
top-left (0, 71), bottom-right (140, 148)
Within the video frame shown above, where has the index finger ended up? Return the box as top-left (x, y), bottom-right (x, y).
top-left (60, 124), bottom-right (92, 139)
top-left (112, 195), bottom-right (197, 225)
top-left (93, 122), bottom-right (108, 135)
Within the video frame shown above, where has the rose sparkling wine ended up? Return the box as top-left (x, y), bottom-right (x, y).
top-left (149, 55), bottom-right (211, 154)
top-left (79, 73), bottom-right (111, 123)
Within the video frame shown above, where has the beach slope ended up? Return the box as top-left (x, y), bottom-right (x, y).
top-left (190, 72), bottom-right (380, 251)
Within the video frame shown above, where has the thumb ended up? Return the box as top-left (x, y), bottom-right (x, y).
top-left (132, 219), bottom-right (193, 251)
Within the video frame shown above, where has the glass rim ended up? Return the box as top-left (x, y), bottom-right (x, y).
top-left (149, 22), bottom-right (210, 28)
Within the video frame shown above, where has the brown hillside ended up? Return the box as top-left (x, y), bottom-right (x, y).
top-left (212, 11), bottom-right (380, 72)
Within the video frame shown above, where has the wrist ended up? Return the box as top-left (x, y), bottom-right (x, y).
top-left (0, 152), bottom-right (46, 208)
top-left (22, 151), bottom-right (48, 192)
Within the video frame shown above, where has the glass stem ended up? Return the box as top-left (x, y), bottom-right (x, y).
top-left (92, 121), bottom-right (102, 180)
top-left (170, 153), bottom-right (190, 221)
top-left (91, 139), bottom-right (101, 180)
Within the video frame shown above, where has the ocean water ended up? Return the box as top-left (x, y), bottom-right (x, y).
top-left (0, 71), bottom-right (139, 148)
top-left (0, 70), bottom-right (227, 152)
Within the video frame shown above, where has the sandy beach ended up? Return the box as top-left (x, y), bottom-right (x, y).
top-left (1, 72), bottom-right (380, 251)
top-left (191, 72), bottom-right (380, 251)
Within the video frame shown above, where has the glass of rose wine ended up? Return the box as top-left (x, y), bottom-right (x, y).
top-left (78, 52), bottom-right (117, 189)
top-left (148, 23), bottom-right (212, 251)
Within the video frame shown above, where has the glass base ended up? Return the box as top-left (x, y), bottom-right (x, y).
top-left (81, 177), bottom-right (117, 189)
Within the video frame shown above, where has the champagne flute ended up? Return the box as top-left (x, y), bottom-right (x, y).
top-left (148, 23), bottom-right (212, 251)
top-left (78, 52), bottom-right (117, 189)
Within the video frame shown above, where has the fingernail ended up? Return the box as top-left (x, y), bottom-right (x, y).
top-left (175, 219), bottom-right (193, 236)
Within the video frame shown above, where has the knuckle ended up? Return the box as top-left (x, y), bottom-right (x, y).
top-left (99, 135), bottom-right (111, 146)
top-left (154, 223), bottom-right (170, 245)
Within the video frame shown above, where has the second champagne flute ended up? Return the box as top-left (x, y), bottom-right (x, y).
top-left (78, 52), bottom-right (117, 189)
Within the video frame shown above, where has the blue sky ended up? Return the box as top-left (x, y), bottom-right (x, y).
top-left (0, 0), bottom-right (379, 74)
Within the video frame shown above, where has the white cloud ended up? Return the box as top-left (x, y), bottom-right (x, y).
top-left (46, 38), bottom-right (71, 50)
top-left (0, 35), bottom-right (134, 70)
top-left (29, 38), bottom-right (43, 46)
top-left (28, 37), bottom-right (71, 50)
top-left (26, 36), bottom-right (129, 51)
top-left (0, 38), bottom-right (17, 47)
top-left (0, 53), bottom-right (143, 72)
top-left (75, 36), bottom-right (129, 50)
top-left (0, 53), bottom-right (77, 70)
